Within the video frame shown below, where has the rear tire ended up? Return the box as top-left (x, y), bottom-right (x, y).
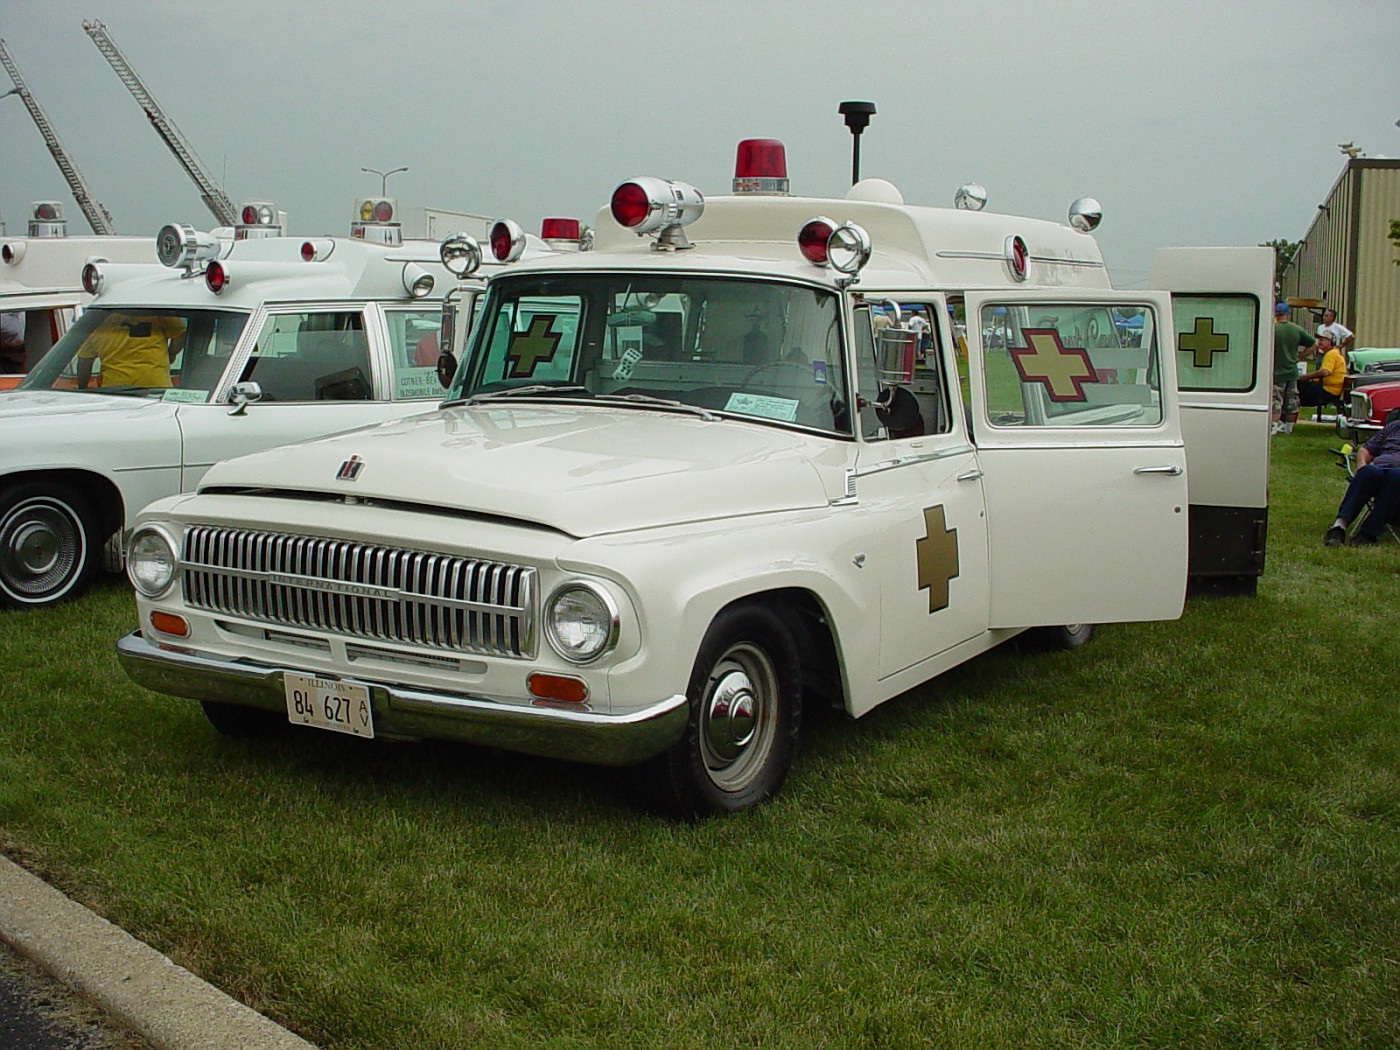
top-left (1028, 623), bottom-right (1094, 650)
top-left (643, 605), bottom-right (802, 818)
top-left (199, 701), bottom-right (289, 738)
top-left (0, 482), bottom-right (101, 609)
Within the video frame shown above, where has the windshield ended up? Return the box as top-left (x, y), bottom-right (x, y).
top-left (449, 274), bottom-right (851, 434)
top-left (17, 307), bottom-right (249, 401)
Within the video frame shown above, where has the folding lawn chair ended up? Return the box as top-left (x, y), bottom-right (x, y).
top-left (1329, 442), bottom-right (1400, 544)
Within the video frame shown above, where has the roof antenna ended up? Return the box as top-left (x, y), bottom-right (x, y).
top-left (838, 101), bottom-right (876, 186)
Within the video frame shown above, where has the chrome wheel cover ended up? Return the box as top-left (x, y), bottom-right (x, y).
top-left (0, 496), bottom-right (87, 602)
top-left (699, 641), bottom-right (779, 793)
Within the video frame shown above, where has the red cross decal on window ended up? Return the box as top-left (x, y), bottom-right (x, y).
top-left (505, 316), bottom-right (562, 379)
top-left (1009, 328), bottom-right (1098, 403)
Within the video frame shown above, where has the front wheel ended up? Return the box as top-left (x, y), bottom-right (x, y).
top-left (644, 605), bottom-right (802, 818)
top-left (1028, 623), bottom-right (1094, 650)
top-left (0, 482), bottom-right (101, 609)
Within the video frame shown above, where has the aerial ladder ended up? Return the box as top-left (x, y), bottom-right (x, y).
top-left (82, 19), bottom-right (237, 228)
top-left (0, 36), bottom-right (115, 234)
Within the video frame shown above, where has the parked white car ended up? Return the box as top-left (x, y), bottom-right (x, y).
top-left (0, 225), bottom-right (495, 608)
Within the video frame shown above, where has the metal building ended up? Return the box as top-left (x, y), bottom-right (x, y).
top-left (1279, 157), bottom-right (1400, 347)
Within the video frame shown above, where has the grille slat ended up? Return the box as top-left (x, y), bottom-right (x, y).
top-left (181, 526), bottom-right (536, 659)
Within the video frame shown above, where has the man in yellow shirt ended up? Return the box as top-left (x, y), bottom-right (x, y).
top-left (76, 312), bottom-right (186, 389)
top-left (1298, 333), bottom-right (1347, 419)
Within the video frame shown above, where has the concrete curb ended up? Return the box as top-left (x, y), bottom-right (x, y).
top-left (0, 855), bottom-right (317, 1050)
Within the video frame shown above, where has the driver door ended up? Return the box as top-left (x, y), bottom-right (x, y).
top-left (964, 290), bottom-right (1188, 627)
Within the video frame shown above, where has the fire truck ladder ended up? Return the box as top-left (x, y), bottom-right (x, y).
top-left (0, 36), bottom-right (115, 234)
top-left (82, 19), bottom-right (237, 228)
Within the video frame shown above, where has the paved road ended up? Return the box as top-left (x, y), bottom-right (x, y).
top-left (1, 943), bottom-right (151, 1050)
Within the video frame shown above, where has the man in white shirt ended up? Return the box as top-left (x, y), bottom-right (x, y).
top-left (1316, 308), bottom-right (1353, 351)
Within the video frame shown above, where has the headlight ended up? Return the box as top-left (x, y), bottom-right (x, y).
top-left (126, 526), bottom-right (179, 598)
top-left (544, 583), bottom-right (619, 664)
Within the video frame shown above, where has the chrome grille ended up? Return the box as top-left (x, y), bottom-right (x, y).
top-left (181, 526), bottom-right (536, 658)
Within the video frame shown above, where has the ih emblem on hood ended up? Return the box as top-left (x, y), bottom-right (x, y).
top-left (336, 455), bottom-right (365, 481)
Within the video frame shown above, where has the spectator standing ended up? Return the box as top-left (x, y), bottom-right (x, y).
top-left (0, 312), bottom-right (22, 373)
top-left (1316, 308), bottom-right (1354, 352)
top-left (1323, 416), bottom-right (1400, 546)
top-left (1271, 302), bottom-right (1314, 435)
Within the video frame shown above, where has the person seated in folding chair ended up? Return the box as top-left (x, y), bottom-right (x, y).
top-left (1324, 415), bottom-right (1400, 547)
top-left (1298, 333), bottom-right (1347, 421)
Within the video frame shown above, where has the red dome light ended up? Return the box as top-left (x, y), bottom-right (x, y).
top-left (797, 218), bottom-right (834, 264)
top-left (301, 241), bottom-right (315, 262)
top-left (2, 245), bottom-right (16, 265)
top-left (540, 217), bottom-right (580, 240)
top-left (35, 203), bottom-right (59, 220)
top-left (489, 221), bottom-right (512, 261)
top-left (373, 200), bottom-right (393, 222)
top-left (1005, 235), bottom-right (1029, 281)
top-left (205, 260), bottom-right (228, 294)
top-left (241, 205), bottom-right (258, 224)
top-left (610, 182), bottom-right (651, 228)
top-left (733, 138), bottom-right (789, 194)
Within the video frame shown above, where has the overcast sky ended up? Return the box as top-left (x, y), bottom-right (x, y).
top-left (3, 0), bottom-right (1398, 285)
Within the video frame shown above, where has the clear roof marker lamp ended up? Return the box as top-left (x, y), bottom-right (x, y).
top-left (439, 233), bottom-right (483, 277)
top-left (1068, 197), bottom-right (1103, 233)
top-left (401, 263), bottom-right (435, 299)
top-left (157, 222), bottom-right (224, 277)
top-left (610, 177), bottom-right (704, 251)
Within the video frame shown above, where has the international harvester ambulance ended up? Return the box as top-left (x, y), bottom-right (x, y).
top-left (116, 141), bottom-right (1273, 816)
top-left (0, 206), bottom-right (571, 608)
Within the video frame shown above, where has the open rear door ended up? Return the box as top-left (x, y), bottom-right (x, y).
top-left (965, 290), bottom-right (1188, 628)
top-left (1150, 247), bottom-right (1274, 591)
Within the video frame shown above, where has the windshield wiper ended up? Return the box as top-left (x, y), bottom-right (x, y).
top-left (592, 393), bottom-right (719, 421)
top-left (443, 384), bottom-right (592, 407)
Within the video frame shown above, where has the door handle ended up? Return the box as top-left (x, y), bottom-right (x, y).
top-left (1133, 465), bottom-right (1183, 476)
top-left (956, 469), bottom-right (984, 482)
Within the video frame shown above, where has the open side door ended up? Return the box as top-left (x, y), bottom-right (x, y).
top-left (965, 289), bottom-right (1188, 628)
top-left (1150, 247), bottom-right (1274, 587)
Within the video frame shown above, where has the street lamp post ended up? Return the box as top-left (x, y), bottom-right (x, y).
top-left (361, 165), bottom-right (408, 195)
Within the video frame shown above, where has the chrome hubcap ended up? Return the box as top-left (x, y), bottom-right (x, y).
top-left (1, 498), bottom-right (83, 600)
top-left (698, 643), bottom-right (777, 793)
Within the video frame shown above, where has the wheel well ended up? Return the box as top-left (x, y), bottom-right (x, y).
top-left (715, 589), bottom-right (845, 711)
top-left (1, 469), bottom-right (124, 543)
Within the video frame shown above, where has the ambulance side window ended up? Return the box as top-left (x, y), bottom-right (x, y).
top-left (852, 303), bottom-right (954, 441)
top-left (384, 307), bottom-right (448, 400)
top-left (1169, 294), bottom-right (1260, 392)
top-left (241, 311), bottom-right (372, 402)
top-left (980, 302), bottom-right (1163, 427)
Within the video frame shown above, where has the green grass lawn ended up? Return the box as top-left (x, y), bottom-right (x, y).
top-left (2, 425), bottom-right (1397, 1049)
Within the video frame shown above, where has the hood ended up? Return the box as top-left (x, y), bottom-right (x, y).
top-left (199, 403), bottom-right (849, 537)
top-left (0, 390), bottom-right (181, 472)
top-left (0, 389), bottom-right (175, 421)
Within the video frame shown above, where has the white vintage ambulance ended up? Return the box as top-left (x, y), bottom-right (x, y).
top-left (0, 208), bottom-right (572, 608)
top-left (116, 142), bottom-right (1273, 816)
top-left (1, 201), bottom-right (158, 387)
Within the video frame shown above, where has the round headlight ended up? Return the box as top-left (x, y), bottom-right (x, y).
top-left (127, 526), bottom-right (178, 598)
top-left (544, 583), bottom-right (619, 664)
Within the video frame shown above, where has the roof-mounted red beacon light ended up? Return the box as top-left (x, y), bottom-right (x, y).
top-left (610, 178), bottom-right (704, 248)
top-left (204, 260), bottom-right (228, 294)
top-left (301, 239), bottom-right (334, 263)
top-left (489, 219), bottom-right (526, 263)
top-left (540, 217), bottom-right (581, 241)
top-left (798, 217), bottom-right (836, 265)
top-left (733, 139), bottom-right (789, 195)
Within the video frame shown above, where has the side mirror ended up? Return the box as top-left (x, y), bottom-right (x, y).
top-left (227, 380), bottom-right (263, 416)
top-left (436, 353), bottom-right (457, 389)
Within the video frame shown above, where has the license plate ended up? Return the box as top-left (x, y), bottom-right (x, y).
top-left (284, 672), bottom-right (374, 738)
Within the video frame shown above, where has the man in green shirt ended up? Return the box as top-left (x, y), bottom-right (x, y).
top-left (1272, 302), bottom-right (1315, 435)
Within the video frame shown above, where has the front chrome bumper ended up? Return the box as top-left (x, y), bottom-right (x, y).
top-left (116, 631), bottom-right (689, 767)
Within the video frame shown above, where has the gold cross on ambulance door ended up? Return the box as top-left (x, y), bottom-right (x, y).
top-left (1010, 328), bottom-right (1097, 402)
top-left (1177, 316), bottom-right (1229, 369)
top-left (505, 316), bottom-right (562, 379)
top-left (916, 505), bottom-right (960, 613)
